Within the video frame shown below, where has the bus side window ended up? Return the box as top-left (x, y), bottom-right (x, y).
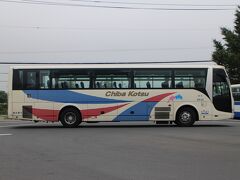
top-left (40, 70), bottom-right (50, 89)
top-left (96, 82), bottom-right (101, 88)
top-left (161, 77), bottom-right (170, 88)
top-left (94, 70), bottom-right (130, 89)
top-left (118, 83), bottom-right (122, 88)
top-left (176, 81), bottom-right (184, 88)
top-left (25, 71), bottom-right (37, 89)
top-left (63, 82), bottom-right (68, 89)
top-left (51, 69), bottom-right (90, 89)
top-left (134, 70), bottom-right (172, 89)
top-left (233, 92), bottom-right (240, 101)
top-left (13, 70), bottom-right (24, 90)
top-left (80, 82), bottom-right (84, 88)
top-left (146, 81), bottom-right (151, 88)
top-left (75, 83), bottom-right (79, 89)
top-left (174, 69), bottom-right (207, 89)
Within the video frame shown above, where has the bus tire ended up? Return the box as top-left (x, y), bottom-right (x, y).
top-left (175, 107), bottom-right (196, 127)
top-left (60, 108), bottom-right (81, 128)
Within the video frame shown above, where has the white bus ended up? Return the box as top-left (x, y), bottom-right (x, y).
top-left (231, 84), bottom-right (240, 119)
top-left (8, 62), bottom-right (234, 127)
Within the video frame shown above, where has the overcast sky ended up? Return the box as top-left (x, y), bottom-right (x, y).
top-left (0, 0), bottom-right (239, 91)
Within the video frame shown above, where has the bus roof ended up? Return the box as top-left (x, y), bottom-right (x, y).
top-left (10, 61), bottom-right (223, 69)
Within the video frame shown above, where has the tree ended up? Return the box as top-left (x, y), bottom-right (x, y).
top-left (0, 91), bottom-right (7, 115)
top-left (0, 91), bottom-right (7, 103)
top-left (212, 6), bottom-right (240, 84)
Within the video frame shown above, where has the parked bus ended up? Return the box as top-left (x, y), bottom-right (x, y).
top-left (231, 84), bottom-right (240, 119)
top-left (8, 62), bottom-right (234, 127)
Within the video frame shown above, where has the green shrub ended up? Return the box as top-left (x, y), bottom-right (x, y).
top-left (0, 103), bottom-right (7, 115)
top-left (0, 91), bottom-right (7, 115)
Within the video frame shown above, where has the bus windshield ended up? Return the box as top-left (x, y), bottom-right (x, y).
top-left (213, 69), bottom-right (232, 113)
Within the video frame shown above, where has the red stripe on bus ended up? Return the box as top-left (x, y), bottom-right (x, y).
top-left (81, 103), bottom-right (129, 119)
top-left (32, 103), bottom-right (129, 121)
top-left (32, 108), bottom-right (59, 122)
top-left (143, 92), bottom-right (175, 102)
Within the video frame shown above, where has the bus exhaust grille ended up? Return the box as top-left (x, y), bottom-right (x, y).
top-left (155, 107), bottom-right (171, 119)
top-left (155, 107), bottom-right (171, 111)
top-left (22, 106), bottom-right (32, 119)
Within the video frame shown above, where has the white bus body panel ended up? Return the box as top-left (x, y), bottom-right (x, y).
top-left (8, 89), bottom-right (229, 122)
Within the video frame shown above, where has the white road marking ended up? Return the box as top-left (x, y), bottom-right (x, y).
top-left (0, 134), bottom-right (12, 136)
top-left (0, 123), bottom-right (34, 128)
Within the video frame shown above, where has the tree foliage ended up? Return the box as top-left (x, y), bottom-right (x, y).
top-left (0, 91), bottom-right (7, 103)
top-left (0, 91), bottom-right (7, 115)
top-left (212, 6), bottom-right (240, 84)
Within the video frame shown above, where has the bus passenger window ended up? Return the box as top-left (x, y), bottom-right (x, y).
top-left (40, 70), bottom-right (50, 89)
top-left (104, 83), bottom-right (107, 88)
top-left (176, 81), bottom-right (184, 88)
top-left (75, 83), bottom-right (79, 89)
top-left (134, 83), bottom-right (137, 88)
top-left (118, 83), bottom-right (122, 88)
top-left (63, 82), bottom-right (68, 89)
top-left (13, 70), bottom-right (24, 90)
top-left (161, 77), bottom-right (170, 88)
top-left (146, 81), bottom-right (151, 88)
top-left (26, 71), bottom-right (37, 89)
top-left (134, 70), bottom-right (172, 89)
top-left (96, 82), bottom-right (101, 88)
top-left (61, 82), bottom-right (64, 89)
top-left (51, 69), bottom-right (90, 89)
top-left (94, 70), bottom-right (130, 89)
top-left (174, 69), bottom-right (207, 89)
top-left (80, 82), bottom-right (84, 88)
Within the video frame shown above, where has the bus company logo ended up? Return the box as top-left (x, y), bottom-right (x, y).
top-left (105, 91), bottom-right (149, 97)
top-left (201, 110), bottom-right (209, 115)
top-left (168, 94), bottom-right (183, 102)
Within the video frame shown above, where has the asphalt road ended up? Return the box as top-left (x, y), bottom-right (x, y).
top-left (0, 119), bottom-right (240, 180)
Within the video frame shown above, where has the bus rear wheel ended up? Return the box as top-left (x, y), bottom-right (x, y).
top-left (60, 108), bottom-right (81, 128)
top-left (175, 107), bottom-right (196, 127)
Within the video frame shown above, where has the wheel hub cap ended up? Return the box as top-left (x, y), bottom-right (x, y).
top-left (181, 112), bottom-right (191, 122)
top-left (65, 113), bottom-right (76, 125)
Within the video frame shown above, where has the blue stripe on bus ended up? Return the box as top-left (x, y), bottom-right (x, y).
top-left (24, 90), bottom-right (131, 104)
top-left (234, 112), bottom-right (240, 119)
top-left (115, 102), bottom-right (158, 121)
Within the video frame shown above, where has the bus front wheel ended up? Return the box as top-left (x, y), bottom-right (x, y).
top-left (175, 107), bottom-right (196, 127)
top-left (60, 108), bottom-right (82, 128)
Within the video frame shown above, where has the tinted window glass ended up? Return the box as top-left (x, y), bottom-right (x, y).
top-left (94, 70), bottom-right (130, 89)
top-left (213, 70), bottom-right (229, 97)
top-left (26, 71), bottom-right (37, 89)
top-left (213, 69), bottom-right (232, 112)
top-left (51, 69), bottom-right (90, 89)
top-left (232, 87), bottom-right (240, 93)
top-left (213, 82), bottom-right (230, 97)
top-left (40, 70), bottom-right (50, 89)
top-left (174, 69), bottom-right (207, 89)
top-left (233, 92), bottom-right (240, 101)
top-left (232, 87), bottom-right (240, 101)
top-left (13, 70), bottom-right (24, 90)
top-left (134, 70), bottom-right (172, 89)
